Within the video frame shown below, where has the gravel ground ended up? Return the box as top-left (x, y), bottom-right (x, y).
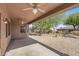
top-left (29, 33), bottom-right (79, 56)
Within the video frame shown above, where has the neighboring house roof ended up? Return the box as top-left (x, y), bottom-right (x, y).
top-left (57, 25), bottom-right (74, 30)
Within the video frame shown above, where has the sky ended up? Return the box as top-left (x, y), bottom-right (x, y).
top-left (57, 7), bottom-right (79, 27)
top-left (65, 7), bottom-right (79, 15)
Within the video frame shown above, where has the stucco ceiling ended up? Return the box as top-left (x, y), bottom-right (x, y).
top-left (5, 3), bottom-right (63, 23)
top-left (5, 3), bottom-right (77, 23)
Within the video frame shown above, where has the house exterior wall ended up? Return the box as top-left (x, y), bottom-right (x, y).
top-left (11, 19), bottom-right (28, 39)
top-left (0, 4), bottom-right (11, 55)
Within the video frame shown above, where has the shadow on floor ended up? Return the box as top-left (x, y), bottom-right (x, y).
top-left (6, 37), bottom-right (37, 51)
top-left (6, 37), bottom-right (69, 56)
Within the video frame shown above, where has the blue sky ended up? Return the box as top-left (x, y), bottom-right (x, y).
top-left (65, 7), bottom-right (79, 15)
top-left (57, 7), bottom-right (79, 27)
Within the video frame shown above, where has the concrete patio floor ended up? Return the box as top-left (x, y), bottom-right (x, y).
top-left (5, 37), bottom-right (68, 56)
top-left (5, 43), bottom-right (59, 56)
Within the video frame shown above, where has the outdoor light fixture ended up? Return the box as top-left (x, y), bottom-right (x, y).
top-left (3, 18), bottom-right (8, 24)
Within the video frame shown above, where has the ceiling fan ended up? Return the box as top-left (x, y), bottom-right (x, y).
top-left (23, 3), bottom-right (46, 15)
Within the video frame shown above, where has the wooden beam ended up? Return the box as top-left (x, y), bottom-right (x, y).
top-left (28, 3), bottom-right (76, 24)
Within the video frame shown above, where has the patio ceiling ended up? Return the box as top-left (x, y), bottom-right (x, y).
top-left (5, 3), bottom-right (77, 24)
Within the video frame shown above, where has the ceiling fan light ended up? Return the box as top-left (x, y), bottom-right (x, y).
top-left (21, 21), bottom-right (24, 24)
top-left (33, 8), bottom-right (38, 15)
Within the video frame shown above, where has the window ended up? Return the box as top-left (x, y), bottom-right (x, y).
top-left (20, 25), bottom-right (26, 33)
top-left (8, 21), bottom-right (10, 35)
top-left (5, 18), bottom-right (10, 37)
top-left (6, 23), bottom-right (8, 37)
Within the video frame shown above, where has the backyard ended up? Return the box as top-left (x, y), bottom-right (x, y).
top-left (29, 32), bottom-right (79, 56)
top-left (29, 7), bottom-right (79, 56)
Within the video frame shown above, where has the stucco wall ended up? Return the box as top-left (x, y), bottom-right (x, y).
top-left (0, 4), bottom-right (28, 55)
top-left (0, 4), bottom-right (11, 55)
top-left (11, 19), bottom-right (28, 39)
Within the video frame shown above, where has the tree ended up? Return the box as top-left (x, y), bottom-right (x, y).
top-left (32, 13), bottom-right (66, 34)
top-left (32, 19), bottom-right (52, 34)
top-left (48, 13), bottom-right (67, 27)
top-left (65, 12), bottom-right (79, 29)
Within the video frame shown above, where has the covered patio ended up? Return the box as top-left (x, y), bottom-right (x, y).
top-left (0, 3), bottom-right (79, 56)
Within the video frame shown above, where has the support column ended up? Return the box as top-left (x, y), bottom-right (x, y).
top-left (26, 24), bottom-right (29, 36)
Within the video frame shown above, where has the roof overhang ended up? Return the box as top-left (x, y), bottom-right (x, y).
top-left (28, 3), bottom-right (79, 24)
top-left (5, 3), bottom-right (79, 24)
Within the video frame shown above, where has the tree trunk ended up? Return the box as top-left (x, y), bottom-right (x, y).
top-left (39, 29), bottom-right (42, 36)
top-left (73, 25), bottom-right (76, 30)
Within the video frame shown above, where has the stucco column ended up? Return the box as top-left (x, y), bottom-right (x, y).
top-left (26, 24), bottom-right (29, 36)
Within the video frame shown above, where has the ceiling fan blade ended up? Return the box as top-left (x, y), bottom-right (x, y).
top-left (30, 3), bottom-right (34, 6)
top-left (38, 8), bottom-right (46, 13)
top-left (37, 4), bottom-right (47, 7)
top-left (23, 8), bottom-right (32, 11)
